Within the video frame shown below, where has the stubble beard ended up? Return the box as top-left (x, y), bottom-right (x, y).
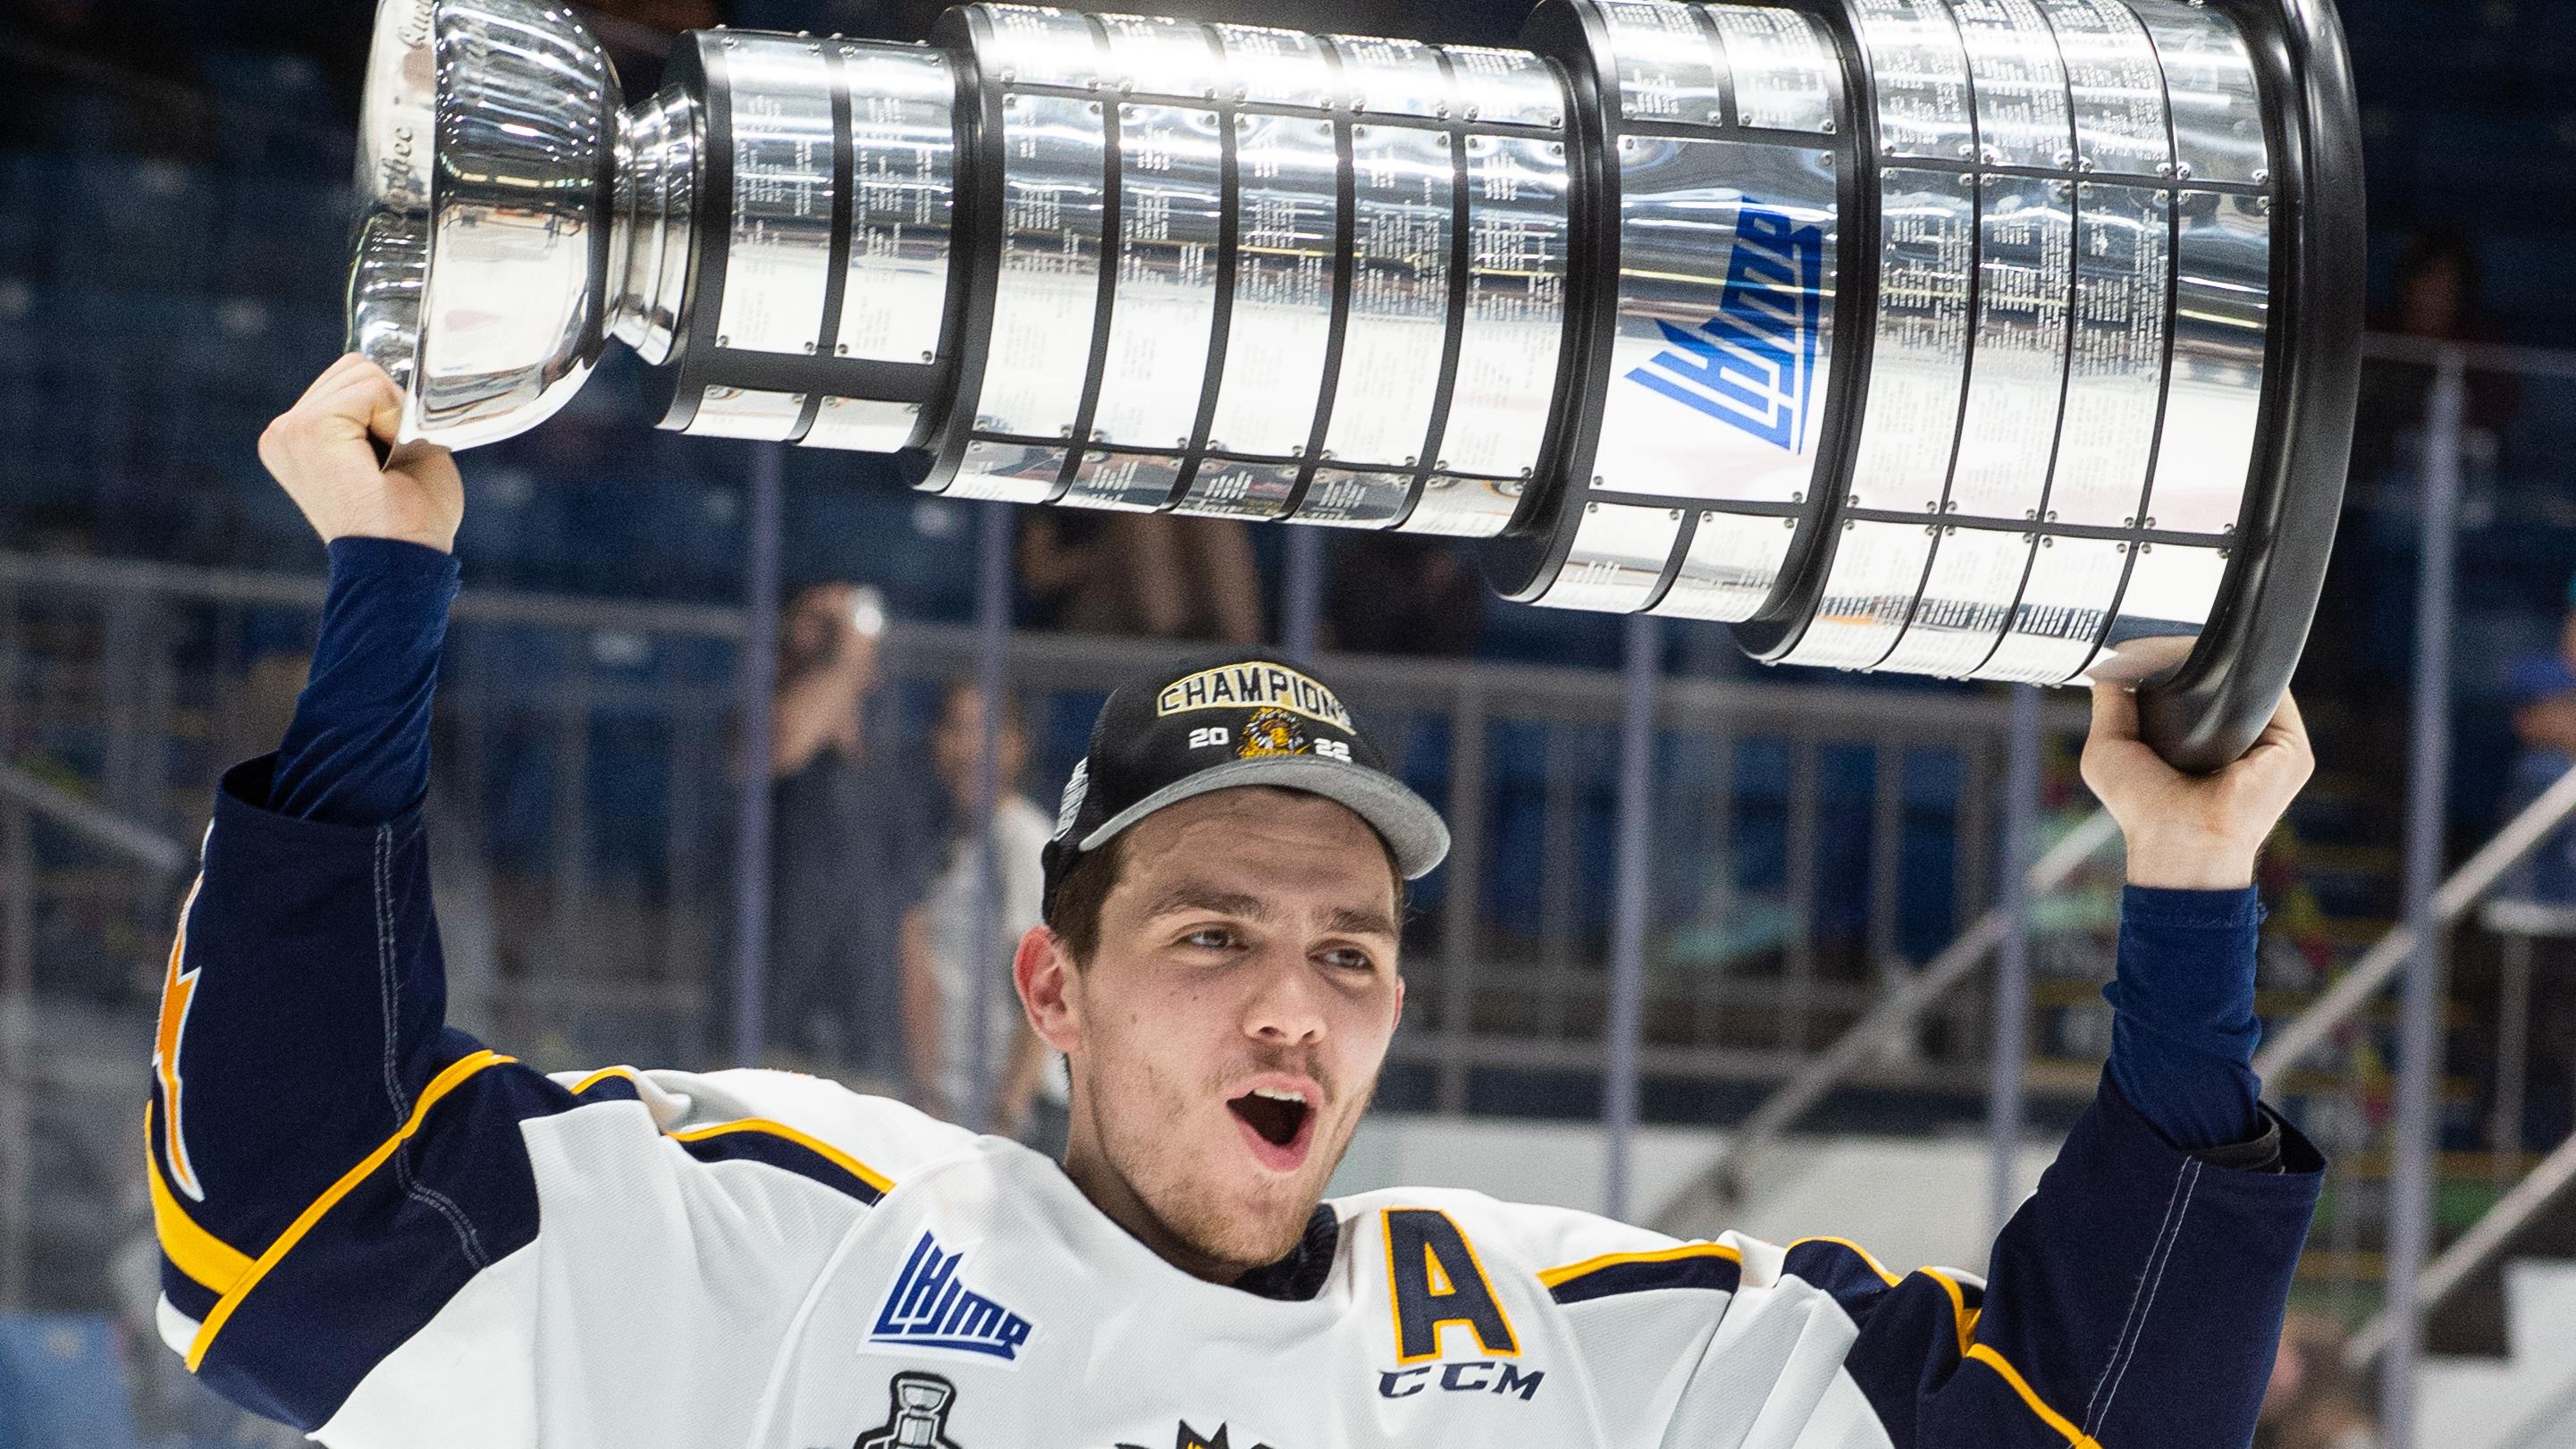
top-left (1082, 1049), bottom-right (1377, 1280)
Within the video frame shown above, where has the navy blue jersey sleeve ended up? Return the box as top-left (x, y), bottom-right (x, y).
top-left (271, 537), bottom-right (459, 828)
top-left (2103, 885), bottom-right (2266, 1152)
top-left (1804, 1078), bottom-right (2321, 1447)
top-left (145, 755), bottom-right (576, 1427)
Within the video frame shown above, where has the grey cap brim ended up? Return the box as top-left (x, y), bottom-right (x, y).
top-left (1075, 755), bottom-right (1451, 880)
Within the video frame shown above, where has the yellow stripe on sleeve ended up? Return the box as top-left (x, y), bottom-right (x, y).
top-left (667, 1117), bottom-right (897, 1196)
top-left (184, 1049), bottom-right (515, 1371)
top-left (1536, 1241), bottom-right (1742, 1289)
top-left (145, 1105), bottom-right (254, 1293)
top-left (1966, 1344), bottom-right (2104, 1449)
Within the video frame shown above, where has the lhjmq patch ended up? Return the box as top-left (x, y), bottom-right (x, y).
top-left (853, 1372), bottom-right (963, 1449)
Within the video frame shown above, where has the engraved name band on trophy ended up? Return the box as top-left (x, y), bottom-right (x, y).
top-left (349, 0), bottom-right (2363, 771)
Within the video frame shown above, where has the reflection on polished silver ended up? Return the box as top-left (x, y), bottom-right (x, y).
top-left (1655, 511), bottom-right (1801, 624)
top-left (1063, 450), bottom-right (1183, 510)
top-left (1174, 459), bottom-right (1301, 518)
top-left (1592, 138), bottom-right (1839, 508)
top-left (1853, 0), bottom-right (1973, 162)
top-left (716, 37), bottom-right (838, 358)
top-left (1710, 6), bottom-right (1839, 134)
top-left (1333, 36), bottom-right (1450, 119)
top-left (2050, 182), bottom-right (2170, 527)
top-left (351, 0), bottom-right (612, 447)
top-left (803, 397), bottom-right (922, 452)
top-left (949, 438), bottom-right (1066, 503)
top-left (980, 4), bottom-right (1102, 89)
top-left (1846, 169), bottom-right (1974, 514)
top-left (1983, 534), bottom-right (2127, 683)
top-left (836, 46), bottom-right (956, 365)
top-left (2088, 543), bottom-right (2232, 685)
top-left (1595, 2), bottom-right (1722, 124)
top-left (2128, 0), bottom-right (2269, 185)
top-left (1324, 122), bottom-right (1453, 468)
top-left (1446, 46), bottom-right (1566, 129)
top-left (1944, 173), bottom-right (2072, 522)
top-left (1880, 524), bottom-right (2027, 675)
top-left (2145, 190), bottom-right (2270, 536)
top-left (2049, 0), bottom-right (2172, 179)
top-left (1205, 114), bottom-right (1338, 460)
top-left (1952, 0), bottom-right (2075, 170)
top-left (1434, 132), bottom-right (1570, 484)
top-left (977, 91), bottom-right (1107, 441)
top-left (1298, 468), bottom-right (1415, 528)
top-left (1535, 504), bottom-right (1684, 613)
top-left (691, 385), bottom-right (808, 441)
top-left (1213, 24), bottom-right (1335, 109)
top-left (609, 88), bottom-right (699, 366)
top-left (355, 0), bottom-right (2344, 710)
top-left (1780, 521), bottom-right (1939, 669)
top-left (1091, 104), bottom-right (1223, 448)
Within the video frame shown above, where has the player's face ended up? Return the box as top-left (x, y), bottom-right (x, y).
top-left (1048, 788), bottom-right (1404, 1281)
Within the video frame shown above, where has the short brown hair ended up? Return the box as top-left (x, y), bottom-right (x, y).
top-left (1042, 809), bottom-right (1408, 965)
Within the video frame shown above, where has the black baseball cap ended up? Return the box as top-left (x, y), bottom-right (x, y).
top-left (1040, 651), bottom-right (1451, 914)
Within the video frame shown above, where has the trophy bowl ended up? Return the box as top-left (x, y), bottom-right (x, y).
top-left (349, 0), bottom-right (2364, 771)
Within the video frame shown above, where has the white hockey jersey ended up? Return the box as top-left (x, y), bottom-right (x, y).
top-left (146, 756), bottom-right (2323, 1447)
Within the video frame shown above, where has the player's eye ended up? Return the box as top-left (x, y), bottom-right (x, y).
top-left (1177, 925), bottom-right (1239, 952)
top-left (1317, 944), bottom-right (1377, 973)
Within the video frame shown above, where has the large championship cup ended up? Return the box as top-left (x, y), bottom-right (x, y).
top-left (349, 0), bottom-right (2361, 771)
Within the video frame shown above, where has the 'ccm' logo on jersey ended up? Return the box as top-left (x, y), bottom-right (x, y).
top-left (1381, 1209), bottom-right (1518, 1365)
top-left (868, 1232), bottom-right (1034, 1362)
top-left (1623, 202), bottom-right (1825, 454)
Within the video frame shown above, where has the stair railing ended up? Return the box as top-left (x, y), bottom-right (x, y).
top-left (1653, 807), bottom-right (2120, 1229)
top-left (2251, 762), bottom-right (2576, 1083)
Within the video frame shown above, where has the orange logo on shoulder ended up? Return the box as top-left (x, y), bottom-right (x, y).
top-left (152, 877), bottom-right (207, 1202)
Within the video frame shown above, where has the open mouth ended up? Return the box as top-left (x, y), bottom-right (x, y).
top-left (1227, 1087), bottom-right (1315, 1170)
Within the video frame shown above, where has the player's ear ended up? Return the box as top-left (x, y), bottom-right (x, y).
top-left (1015, 924), bottom-right (1080, 1055)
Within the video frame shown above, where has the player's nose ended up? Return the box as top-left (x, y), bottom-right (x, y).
top-left (1238, 946), bottom-right (1329, 1047)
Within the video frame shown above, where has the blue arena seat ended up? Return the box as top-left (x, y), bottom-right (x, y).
top-left (0, 1315), bottom-right (146, 1449)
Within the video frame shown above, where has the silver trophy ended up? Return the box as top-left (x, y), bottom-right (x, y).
top-left (349, 0), bottom-right (2362, 770)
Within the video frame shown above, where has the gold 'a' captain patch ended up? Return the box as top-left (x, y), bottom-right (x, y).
top-left (1155, 663), bottom-right (1354, 731)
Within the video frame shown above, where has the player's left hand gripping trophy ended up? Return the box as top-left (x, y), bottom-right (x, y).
top-left (349, 0), bottom-right (2363, 771)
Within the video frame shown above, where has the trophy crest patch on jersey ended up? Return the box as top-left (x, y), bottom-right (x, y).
top-left (854, 1372), bottom-right (964, 1449)
top-left (1236, 707), bottom-right (1308, 760)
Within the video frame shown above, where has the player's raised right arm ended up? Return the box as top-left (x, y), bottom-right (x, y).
top-left (147, 362), bottom-right (964, 1444)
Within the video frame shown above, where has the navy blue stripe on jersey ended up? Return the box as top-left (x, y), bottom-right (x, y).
top-left (189, 1040), bottom-right (564, 1429)
top-left (670, 1124), bottom-right (890, 1207)
top-left (160, 1259), bottom-right (221, 1326)
top-left (1545, 1248), bottom-right (1743, 1305)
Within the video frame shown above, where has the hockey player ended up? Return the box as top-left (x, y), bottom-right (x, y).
top-left (147, 355), bottom-right (2323, 1446)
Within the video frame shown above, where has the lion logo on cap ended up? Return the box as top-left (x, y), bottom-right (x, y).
top-left (1236, 707), bottom-right (1308, 759)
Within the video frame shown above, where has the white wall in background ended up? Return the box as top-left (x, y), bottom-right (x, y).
top-left (1330, 1113), bottom-right (2056, 1276)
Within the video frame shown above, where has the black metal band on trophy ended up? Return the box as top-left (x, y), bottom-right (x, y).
top-left (348, 0), bottom-right (2362, 772)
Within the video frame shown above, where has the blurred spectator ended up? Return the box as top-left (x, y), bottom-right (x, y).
top-left (1325, 534), bottom-right (1486, 656)
top-left (765, 582), bottom-right (937, 1081)
top-left (2254, 1314), bottom-right (2379, 1449)
top-left (2353, 227), bottom-right (2524, 486)
top-left (1019, 511), bottom-right (1265, 642)
top-left (900, 680), bottom-right (1069, 1152)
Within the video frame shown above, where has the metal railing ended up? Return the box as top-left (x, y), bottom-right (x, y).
top-left (0, 762), bottom-right (189, 1310)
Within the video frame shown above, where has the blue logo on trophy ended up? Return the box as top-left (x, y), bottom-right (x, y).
top-left (1624, 203), bottom-right (1826, 454)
